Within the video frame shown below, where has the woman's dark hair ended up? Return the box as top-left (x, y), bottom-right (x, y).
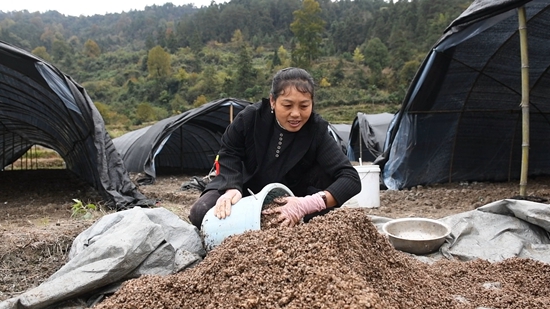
top-left (270, 67), bottom-right (315, 103)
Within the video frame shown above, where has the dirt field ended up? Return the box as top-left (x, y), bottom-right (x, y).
top-left (2, 169), bottom-right (550, 307)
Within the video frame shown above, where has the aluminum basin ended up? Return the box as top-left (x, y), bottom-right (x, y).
top-left (382, 217), bottom-right (451, 255)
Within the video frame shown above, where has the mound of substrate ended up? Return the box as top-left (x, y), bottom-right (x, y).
top-left (95, 208), bottom-right (550, 309)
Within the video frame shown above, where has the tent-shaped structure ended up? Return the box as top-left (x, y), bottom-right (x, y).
top-left (327, 123), bottom-right (348, 155)
top-left (0, 40), bottom-right (149, 209)
top-left (347, 112), bottom-right (393, 163)
top-left (330, 123), bottom-right (351, 147)
top-left (377, 0), bottom-right (550, 190)
top-left (113, 98), bottom-right (253, 184)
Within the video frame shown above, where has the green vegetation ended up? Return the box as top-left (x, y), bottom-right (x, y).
top-left (71, 199), bottom-right (98, 220)
top-left (29, 147), bottom-right (61, 159)
top-left (0, 0), bottom-right (471, 131)
top-left (3, 146), bottom-right (65, 170)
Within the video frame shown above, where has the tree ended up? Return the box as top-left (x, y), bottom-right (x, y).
top-left (31, 46), bottom-right (52, 62)
top-left (135, 102), bottom-right (156, 124)
top-left (145, 35), bottom-right (155, 50)
top-left (165, 28), bottom-right (179, 53)
top-left (363, 37), bottom-right (389, 75)
top-left (399, 60), bottom-right (421, 86)
top-left (272, 48), bottom-right (281, 68)
top-left (51, 39), bottom-right (74, 71)
top-left (189, 30), bottom-right (203, 54)
top-left (193, 95), bottom-right (208, 107)
top-left (231, 29), bottom-right (244, 46)
top-left (84, 39), bottom-right (100, 58)
top-left (277, 45), bottom-right (291, 67)
top-left (290, 0), bottom-right (326, 67)
top-left (352, 47), bottom-right (365, 64)
top-left (331, 59), bottom-right (345, 86)
top-left (352, 68), bottom-right (369, 89)
top-left (95, 102), bottom-right (127, 126)
top-left (170, 93), bottom-right (188, 114)
top-left (329, 8), bottom-right (371, 54)
top-left (201, 65), bottom-right (218, 96)
top-left (319, 77), bottom-right (331, 88)
top-left (147, 45), bottom-right (171, 79)
top-left (221, 77), bottom-right (234, 98)
top-left (95, 102), bottom-right (112, 124)
top-left (234, 43), bottom-right (256, 97)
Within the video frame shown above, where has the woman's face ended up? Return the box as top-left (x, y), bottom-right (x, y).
top-left (270, 86), bottom-right (313, 132)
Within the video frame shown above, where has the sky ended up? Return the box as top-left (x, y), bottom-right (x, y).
top-left (3, 0), bottom-right (229, 17)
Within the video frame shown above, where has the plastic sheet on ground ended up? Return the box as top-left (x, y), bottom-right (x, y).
top-left (4, 199), bottom-right (550, 309)
top-left (370, 199), bottom-right (550, 264)
top-left (0, 207), bottom-right (206, 309)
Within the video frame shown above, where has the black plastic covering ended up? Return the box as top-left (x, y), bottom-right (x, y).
top-left (0, 40), bottom-right (150, 209)
top-left (113, 98), bottom-right (253, 184)
top-left (376, 0), bottom-right (550, 190)
top-left (113, 98), bottom-right (350, 185)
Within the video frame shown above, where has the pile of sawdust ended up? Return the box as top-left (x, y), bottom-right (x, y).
top-left (94, 208), bottom-right (550, 308)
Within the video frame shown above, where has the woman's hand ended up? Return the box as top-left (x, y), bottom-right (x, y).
top-left (214, 189), bottom-right (242, 219)
top-left (262, 193), bottom-right (326, 227)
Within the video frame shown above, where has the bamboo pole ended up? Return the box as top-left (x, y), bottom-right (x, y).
top-left (518, 6), bottom-right (529, 197)
top-left (359, 119), bottom-right (363, 165)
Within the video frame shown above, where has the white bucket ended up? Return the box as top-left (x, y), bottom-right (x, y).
top-left (343, 164), bottom-right (380, 208)
top-left (201, 183), bottom-right (294, 251)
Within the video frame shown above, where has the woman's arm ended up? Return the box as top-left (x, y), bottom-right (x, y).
top-left (315, 121), bottom-right (361, 205)
top-left (215, 110), bottom-right (249, 193)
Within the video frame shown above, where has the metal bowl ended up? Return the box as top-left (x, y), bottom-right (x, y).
top-left (382, 217), bottom-right (451, 255)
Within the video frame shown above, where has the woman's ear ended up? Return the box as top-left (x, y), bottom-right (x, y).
top-left (269, 94), bottom-right (275, 109)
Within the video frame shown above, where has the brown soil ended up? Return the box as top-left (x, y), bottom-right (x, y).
top-left (2, 169), bottom-right (550, 307)
top-left (96, 209), bottom-right (550, 309)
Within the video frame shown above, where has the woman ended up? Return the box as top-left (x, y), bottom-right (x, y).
top-left (189, 67), bottom-right (361, 228)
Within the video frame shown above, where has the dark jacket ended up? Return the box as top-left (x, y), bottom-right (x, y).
top-left (204, 98), bottom-right (360, 206)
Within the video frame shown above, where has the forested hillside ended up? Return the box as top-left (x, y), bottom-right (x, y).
top-left (0, 0), bottom-right (471, 131)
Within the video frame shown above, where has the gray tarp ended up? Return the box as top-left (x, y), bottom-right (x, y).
top-left (4, 199), bottom-right (550, 309)
top-left (330, 123), bottom-right (351, 146)
top-left (0, 207), bottom-right (205, 309)
top-left (327, 123), bottom-right (348, 155)
top-left (371, 199), bottom-right (550, 264)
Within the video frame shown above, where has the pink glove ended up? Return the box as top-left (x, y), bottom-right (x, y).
top-left (214, 189), bottom-right (242, 219)
top-left (262, 193), bottom-right (326, 227)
